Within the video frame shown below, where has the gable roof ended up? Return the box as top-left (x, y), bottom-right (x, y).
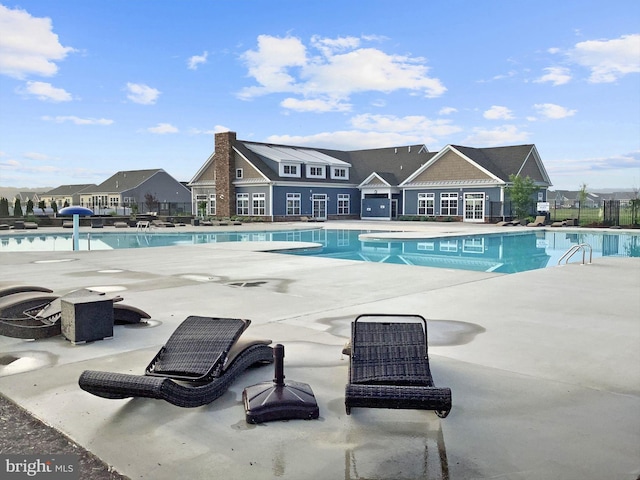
top-left (401, 144), bottom-right (551, 186)
top-left (91, 169), bottom-right (165, 193)
top-left (346, 145), bottom-right (434, 185)
top-left (44, 184), bottom-right (97, 195)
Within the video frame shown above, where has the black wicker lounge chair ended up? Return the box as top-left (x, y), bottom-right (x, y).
top-left (79, 316), bottom-right (273, 407)
top-left (345, 314), bottom-right (451, 418)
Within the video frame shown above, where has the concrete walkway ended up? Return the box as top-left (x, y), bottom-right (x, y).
top-left (1, 221), bottom-right (639, 479)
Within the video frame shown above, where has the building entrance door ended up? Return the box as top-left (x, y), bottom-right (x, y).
top-left (464, 193), bottom-right (485, 222)
top-left (312, 194), bottom-right (327, 220)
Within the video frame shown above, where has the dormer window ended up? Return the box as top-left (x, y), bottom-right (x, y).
top-left (331, 167), bottom-right (349, 180)
top-left (280, 163), bottom-right (300, 177)
top-left (307, 165), bottom-right (325, 179)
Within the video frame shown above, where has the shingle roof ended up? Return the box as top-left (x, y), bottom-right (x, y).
top-left (236, 140), bottom-right (433, 186)
top-left (230, 136), bottom-right (549, 188)
top-left (345, 145), bottom-right (434, 185)
top-left (44, 184), bottom-right (97, 195)
top-left (452, 144), bottom-right (542, 182)
top-left (91, 169), bottom-right (164, 193)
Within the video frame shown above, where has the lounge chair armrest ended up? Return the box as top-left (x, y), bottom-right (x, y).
top-left (345, 384), bottom-right (451, 413)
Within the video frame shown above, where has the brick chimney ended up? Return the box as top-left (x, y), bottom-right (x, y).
top-left (213, 131), bottom-right (236, 217)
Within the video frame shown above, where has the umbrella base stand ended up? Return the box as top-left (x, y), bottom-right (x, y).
top-left (243, 344), bottom-right (319, 424)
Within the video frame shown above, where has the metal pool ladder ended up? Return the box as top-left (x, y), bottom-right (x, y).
top-left (558, 243), bottom-right (593, 265)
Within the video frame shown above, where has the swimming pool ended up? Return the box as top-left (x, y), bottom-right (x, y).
top-left (1, 229), bottom-right (638, 273)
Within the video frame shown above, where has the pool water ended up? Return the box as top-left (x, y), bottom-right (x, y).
top-left (1, 229), bottom-right (638, 273)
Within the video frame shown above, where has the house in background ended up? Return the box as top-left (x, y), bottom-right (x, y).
top-left (80, 169), bottom-right (192, 215)
top-left (548, 189), bottom-right (637, 208)
top-left (189, 131), bottom-right (551, 222)
top-left (14, 191), bottom-right (44, 206)
top-left (42, 184), bottom-right (97, 208)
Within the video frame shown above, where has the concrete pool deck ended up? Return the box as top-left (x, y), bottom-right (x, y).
top-left (0, 220), bottom-right (639, 479)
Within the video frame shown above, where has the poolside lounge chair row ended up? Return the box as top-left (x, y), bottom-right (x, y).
top-left (497, 216), bottom-right (549, 227)
top-left (78, 313), bottom-right (452, 419)
top-left (551, 218), bottom-right (578, 227)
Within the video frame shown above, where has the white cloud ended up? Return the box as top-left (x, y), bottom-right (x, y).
top-left (267, 113), bottom-right (461, 149)
top-left (280, 97), bottom-right (351, 112)
top-left (189, 125), bottom-right (232, 136)
top-left (533, 103), bottom-right (577, 119)
top-left (439, 107), bottom-right (457, 115)
top-left (0, 158), bottom-right (20, 167)
top-left (568, 34), bottom-right (640, 83)
top-left (147, 123), bottom-right (178, 134)
top-left (126, 82), bottom-right (160, 105)
top-left (0, 4), bottom-right (74, 79)
top-left (23, 152), bottom-right (51, 161)
top-left (239, 35), bottom-right (307, 96)
top-left (19, 81), bottom-right (72, 102)
top-left (42, 115), bottom-right (113, 125)
top-left (483, 106), bottom-right (514, 120)
top-left (350, 113), bottom-right (461, 138)
top-left (535, 66), bottom-right (572, 86)
top-left (238, 35), bottom-right (446, 111)
top-left (310, 35), bottom-right (361, 56)
top-left (267, 130), bottom-right (422, 150)
top-left (463, 125), bottom-right (530, 146)
top-left (187, 51), bottom-right (208, 70)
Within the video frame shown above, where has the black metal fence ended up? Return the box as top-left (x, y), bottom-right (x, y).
top-left (86, 202), bottom-right (192, 217)
top-left (490, 200), bottom-right (637, 226)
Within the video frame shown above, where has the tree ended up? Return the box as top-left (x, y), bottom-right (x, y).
top-left (198, 201), bottom-right (207, 218)
top-left (0, 197), bottom-right (9, 217)
top-left (13, 198), bottom-right (23, 217)
top-left (578, 183), bottom-right (588, 206)
top-left (51, 201), bottom-right (58, 215)
top-left (506, 174), bottom-right (539, 220)
top-left (38, 200), bottom-right (46, 210)
top-left (144, 192), bottom-right (158, 214)
top-left (630, 188), bottom-right (640, 226)
top-left (26, 199), bottom-right (34, 215)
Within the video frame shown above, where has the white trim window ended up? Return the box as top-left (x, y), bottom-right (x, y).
top-left (209, 194), bottom-right (217, 216)
top-left (287, 193), bottom-right (301, 215)
top-left (236, 168), bottom-right (243, 179)
top-left (418, 193), bottom-right (434, 216)
top-left (236, 193), bottom-right (249, 216)
top-left (440, 193), bottom-right (458, 216)
top-left (331, 167), bottom-right (349, 180)
top-left (337, 194), bottom-right (350, 215)
top-left (307, 165), bottom-right (325, 179)
top-left (280, 163), bottom-right (300, 178)
top-left (252, 193), bottom-right (266, 216)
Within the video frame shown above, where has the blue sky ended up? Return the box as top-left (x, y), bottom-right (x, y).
top-left (0, 0), bottom-right (639, 191)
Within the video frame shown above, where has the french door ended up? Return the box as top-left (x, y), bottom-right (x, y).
top-left (464, 193), bottom-right (485, 222)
